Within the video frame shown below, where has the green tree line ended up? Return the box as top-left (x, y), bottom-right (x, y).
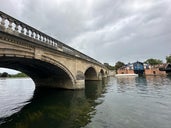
top-left (0, 72), bottom-right (28, 78)
top-left (104, 55), bottom-right (171, 70)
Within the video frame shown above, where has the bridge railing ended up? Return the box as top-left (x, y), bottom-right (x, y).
top-left (0, 11), bottom-right (104, 67)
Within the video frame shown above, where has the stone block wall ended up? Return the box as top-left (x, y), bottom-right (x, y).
top-left (144, 68), bottom-right (166, 75)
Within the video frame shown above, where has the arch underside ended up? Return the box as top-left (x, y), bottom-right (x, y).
top-left (100, 69), bottom-right (105, 78)
top-left (85, 67), bottom-right (98, 81)
top-left (0, 56), bottom-right (75, 89)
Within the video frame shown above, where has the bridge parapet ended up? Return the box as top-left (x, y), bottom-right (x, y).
top-left (0, 11), bottom-right (104, 67)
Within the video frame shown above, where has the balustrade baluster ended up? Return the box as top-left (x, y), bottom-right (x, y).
top-left (21, 26), bottom-right (25, 34)
top-left (51, 40), bottom-right (54, 46)
top-left (26, 28), bottom-right (29, 36)
top-left (0, 16), bottom-right (6, 27)
top-left (49, 39), bottom-right (51, 44)
top-left (52, 39), bottom-right (54, 46)
top-left (49, 38), bottom-right (51, 44)
top-left (14, 23), bottom-right (19, 32)
top-left (35, 33), bottom-right (38, 39)
top-left (39, 35), bottom-right (41, 40)
top-left (52, 40), bottom-right (54, 46)
top-left (45, 37), bottom-right (47, 42)
top-left (39, 34), bottom-right (42, 41)
top-left (46, 38), bottom-right (49, 43)
top-left (8, 19), bottom-right (13, 29)
top-left (42, 37), bottom-right (45, 42)
top-left (37, 33), bottom-right (40, 40)
top-left (31, 31), bottom-right (34, 38)
top-left (37, 34), bottom-right (39, 40)
top-left (55, 43), bottom-right (57, 47)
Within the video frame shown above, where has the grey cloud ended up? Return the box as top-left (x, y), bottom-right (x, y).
top-left (0, 0), bottom-right (171, 65)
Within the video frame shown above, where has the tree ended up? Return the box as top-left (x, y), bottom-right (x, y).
top-left (104, 63), bottom-right (115, 70)
top-left (1, 72), bottom-right (8, 77)
top-left (13, 73), bottom-right (28, 77)
top-left (144, 58), bottom-right (163, 65)
top-left (114, 61), bottom-right (125, 70)
top-left (166, 55), bottom-right (171, 63)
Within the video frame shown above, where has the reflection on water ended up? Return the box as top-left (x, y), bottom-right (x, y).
top-left (0, 76), bottom-right (171, 128)
top-left (0, 79), bottom-right (106, 128)
top-left (116, 76), bottom-right (171, 98)
top-left (86, 76), bottom-right (171, 128)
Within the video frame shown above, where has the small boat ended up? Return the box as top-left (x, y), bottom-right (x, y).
top-left (115, 74), bottom-right (138, 77)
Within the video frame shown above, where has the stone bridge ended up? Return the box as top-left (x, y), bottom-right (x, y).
top-left (0, 11), bottom-right (108, 89)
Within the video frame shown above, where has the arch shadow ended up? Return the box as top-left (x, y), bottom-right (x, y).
top-left (0, 56), bottom-right (75, 89)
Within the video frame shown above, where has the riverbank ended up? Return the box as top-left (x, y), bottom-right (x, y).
top-left (0, 72), bottom-right (28, 78)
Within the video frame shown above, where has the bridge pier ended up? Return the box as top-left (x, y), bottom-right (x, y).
top-left (75, 80), bottom-right (85, 89)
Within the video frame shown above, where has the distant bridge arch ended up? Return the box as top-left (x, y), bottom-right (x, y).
top-left (84, 66), bottom-right (98, 80)
top-left (100, 69), bottom-right (105, 77)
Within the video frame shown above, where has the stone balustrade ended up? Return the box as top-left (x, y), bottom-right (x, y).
top-left (0, 11), bottom-right (104, 67)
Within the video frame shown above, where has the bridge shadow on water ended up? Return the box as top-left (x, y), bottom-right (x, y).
top-left (0, 80), bottom-right (107, 128)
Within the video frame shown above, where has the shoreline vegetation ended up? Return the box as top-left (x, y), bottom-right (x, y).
top-left (0, 72), bottom-right (28, 78)
top-left (104, 55), bottom-right (171, 71)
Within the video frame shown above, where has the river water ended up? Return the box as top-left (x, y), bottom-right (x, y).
top-left (0, 76), bottom-right (171, 128)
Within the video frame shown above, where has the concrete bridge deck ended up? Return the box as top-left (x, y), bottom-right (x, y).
top-left (0, 11), bottom-right (108, 89)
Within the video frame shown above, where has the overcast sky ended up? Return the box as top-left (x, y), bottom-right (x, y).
top-left (0, 0), bottom-right (171, 73)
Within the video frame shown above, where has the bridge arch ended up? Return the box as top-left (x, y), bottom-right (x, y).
top-left (100, 69), bottom-right (105, 77)
top-left (105, 71), bottom-right (108, 75)
top-left (40, 55), bottom-right (76, 86)
top-left (84, 66), bottom-right (98, 80)
top-left (0, 56), bottom-right (76, 89)
top-left (98, 69), bottom-right (105, 79)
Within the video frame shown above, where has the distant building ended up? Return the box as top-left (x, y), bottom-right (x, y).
top-left (159, 63), bottom-right (171, 75)
top-left (133, 61), bottom-right (144, 75)
top-left (117, 61), bottom-right (144, 75)
top-left (117, 61), bottom-right (167, 76)
top-left (144, 64), bottom-right (166, 75)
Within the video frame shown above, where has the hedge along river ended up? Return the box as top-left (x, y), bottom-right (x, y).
top-left (0, 76), bottom-right (171, 128)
